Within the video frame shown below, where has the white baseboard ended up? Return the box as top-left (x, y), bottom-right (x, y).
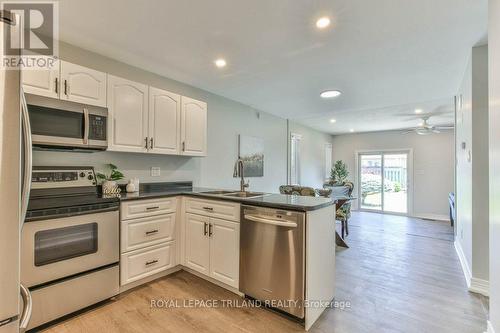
top-left (413, 213), bottom-right (450, 222)
top-left (454, 240), bottom-right (472, 286)
top-left (454, 241), bottom-right (490, 296)
top-left (486, 320), bottom-right (495, 333)
top-left (469, 277), bottom-right (489, 296)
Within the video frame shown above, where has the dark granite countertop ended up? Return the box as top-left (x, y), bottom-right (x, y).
top-left (117, 182), bottom-right (335, 212)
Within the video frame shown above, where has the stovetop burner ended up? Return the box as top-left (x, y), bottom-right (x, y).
top-left (26, 166), bottom-right (120, 222)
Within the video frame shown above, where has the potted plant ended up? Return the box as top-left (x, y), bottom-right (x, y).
top-left (330, 160), bottom-right (349, 185)
top-left (96, 164), bottom-right (124, 193)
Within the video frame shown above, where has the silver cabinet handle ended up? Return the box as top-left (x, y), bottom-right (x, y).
top-left (182, 141), bottom-right (185, 151)
top-left (19, 284), bottom-right (32, 333)
top-left (145, 137), bottom-right (148, 149)
top-left (20, 89), bottom-right (32, 226)
top-left (209, 223), bottom-right (213, 237)
top-left (145, 229), bottom-right (159, 236)
top-left (150, 137), bottom-right (154, 149)
top-left (146, 206), bottom-right (160, 210)
top-left (202, 206), bottom-right (213, 211)
top-left (54, 77), bottom-right (58, 94)
top-left (145, 259), bottom-right (159, 266)
top-left (64, 79), bottom-right (68, 95)
top-left (204, 222), bottom-right (208, 236)
top-left (83, 108), bottom-right (89, 145)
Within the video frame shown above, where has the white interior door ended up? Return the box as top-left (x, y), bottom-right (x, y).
top-left (107, 75), bottom-right (149, 153)
top-left (149, 87), bottom-right (180, 154)
top-left (358, 151), bottom-right (410, 214)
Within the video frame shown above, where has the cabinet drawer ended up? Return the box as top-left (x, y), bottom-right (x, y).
top-left (121, 197), bottom-right (176, 220)
top-left (185, 197), bottom-right (240, 222)
top-left (120, 242), bottom-right (175, 285)
top-left (121, 213), bottom-right (176, 253)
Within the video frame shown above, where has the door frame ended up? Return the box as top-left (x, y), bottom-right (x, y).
top-left (354, 148), bottom-right (414, 216)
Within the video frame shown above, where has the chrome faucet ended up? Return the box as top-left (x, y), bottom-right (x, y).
top-left (233, 158), bottom-right (249, 192)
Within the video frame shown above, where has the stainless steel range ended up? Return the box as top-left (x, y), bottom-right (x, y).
top-left (21, 167), bottom-right (120, 330)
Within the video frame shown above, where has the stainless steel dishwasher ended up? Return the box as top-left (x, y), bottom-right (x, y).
top-left (240, 205), bottom-right (305, 319)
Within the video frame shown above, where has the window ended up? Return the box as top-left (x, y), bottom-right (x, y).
top-left (290, 133), bottom-right (302, 185)
top-left (325, 143), bottom-right (332, 179)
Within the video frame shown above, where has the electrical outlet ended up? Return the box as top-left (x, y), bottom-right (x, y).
top-left (151, 167), bottom-right (161, 177)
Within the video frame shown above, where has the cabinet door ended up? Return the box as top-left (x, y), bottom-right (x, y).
top-left (184, 213), bottom-right (210, 275)
top-left (180, 96), bottom-right (207, 156)
top-left (149, 87), bottom-right (180, 154)
top-left (60, 61), bottom-right (107, 107)
top-left (107, 75), bottom-right (149, 153)
top-left (22, 63), bottom-right (60, 99)
top-left (209, 218), bottom-right (240, 288)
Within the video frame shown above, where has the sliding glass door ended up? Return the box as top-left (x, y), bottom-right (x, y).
top-left (359, 152), bottom-right (409, 214)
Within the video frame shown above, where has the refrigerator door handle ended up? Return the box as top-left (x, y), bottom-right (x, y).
top-left (20, 89), bottom-right (32, 225)
top-left (19, 284), bottom-right (32, 333)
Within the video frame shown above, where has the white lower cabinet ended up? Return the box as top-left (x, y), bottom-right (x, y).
top-left (184, 213), bottom-right (240, 289)
top-left (209, 218), bottom-right (240, 288)
top-left (120, 242), bottom-right (176, 285)
top-left (120, 198), bottom-right (178, 287)
top-left (121, 213), bottom-right (176, 252)
top-left (184, 213), bottom-right (210, 275)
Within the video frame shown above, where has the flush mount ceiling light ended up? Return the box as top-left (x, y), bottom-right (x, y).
top-left (330, 118), bottom-right (337, 123)
top-left (320, 90), bottom-right (342, 99)
top-left (214, 58), bottom-right (227, 68)
top-left (349, 129), bottom-right (354, 133)
top-left (415, 109), bottom-right (423, 114)
top-left (316, 17), bottom-right (331, 29)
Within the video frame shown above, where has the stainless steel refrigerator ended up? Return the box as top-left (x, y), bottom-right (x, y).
top-left (1, 10), bottom-right (32, 333)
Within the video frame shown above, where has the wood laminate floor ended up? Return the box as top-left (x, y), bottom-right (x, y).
top-left (40, 212), bottom-right (488, 333)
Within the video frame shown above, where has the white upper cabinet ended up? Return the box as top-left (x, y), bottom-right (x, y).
top-left (22, 63), bottom-right (60, 99)
top-left (181, 97), bottom-right (207, 156)
top-left (149, 87), bottom-right (181, 155)
top-left (107, 75), bottom-right (149, 153)
top-left (60, 61), bottom-right (107, 107)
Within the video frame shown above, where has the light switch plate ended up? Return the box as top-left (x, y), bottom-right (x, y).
top-left (151, 167), bottom-right (161, 177)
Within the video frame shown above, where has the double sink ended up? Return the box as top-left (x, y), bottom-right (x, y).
top-left (200, 190), bottom-right (267, 199)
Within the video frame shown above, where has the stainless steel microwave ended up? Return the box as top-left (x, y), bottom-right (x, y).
top-left (25, 94), bottom-right (108, 151)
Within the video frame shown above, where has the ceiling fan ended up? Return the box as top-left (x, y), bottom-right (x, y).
top-left (402, 116), bottom-right (454, 135)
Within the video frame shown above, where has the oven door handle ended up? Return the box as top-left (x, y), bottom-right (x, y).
top-left (83, 108), bottom-right (89, 145)
top-left (19, 283), bottom-right (32, 333)
top-left (20, 89), bottom-right (32, 226)
top-left (244, 214), bottom-right (297, 228)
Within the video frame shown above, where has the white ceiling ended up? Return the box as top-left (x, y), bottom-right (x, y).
top-left (58, 0), bottom-right (487, 134)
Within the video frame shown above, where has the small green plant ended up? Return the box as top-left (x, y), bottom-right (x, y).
top-left (96, 164), bottom-right (124, 182)
top-left (330, 160), bottom-right (349, 184)
top-left (394, 182), bottom-right (401, 192)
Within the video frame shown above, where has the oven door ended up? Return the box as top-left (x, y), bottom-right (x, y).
top-left (21, 210), bottom-right (119, 288)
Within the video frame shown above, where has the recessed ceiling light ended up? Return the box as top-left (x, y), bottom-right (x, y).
top-left (316, 17), bottom-right (331, 29)
top-left (214, 58), bottom-right (227, 68)
top-left (320, 90), bottom-right (342, 99)
top-left (349, 129), bottom-right (354, 132)
top-left (415, 109), bottom-right (423, 114)
top-left (330, 118), bottom-right (337, 123)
